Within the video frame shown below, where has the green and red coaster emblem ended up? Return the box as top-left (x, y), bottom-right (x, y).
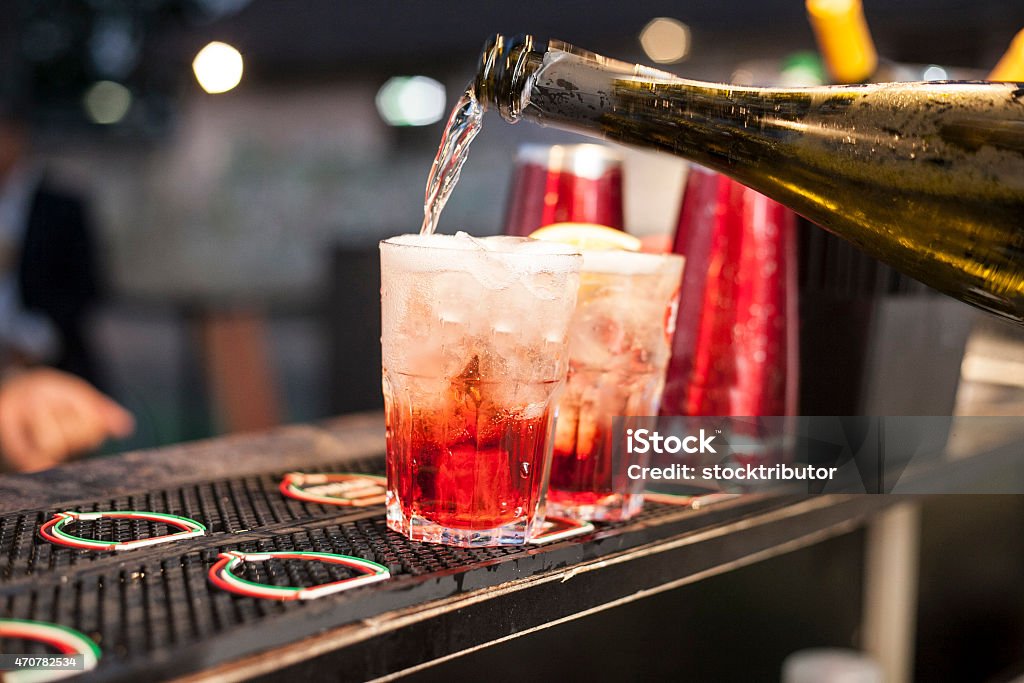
top-left (642, 491), bottom-right (695, 506)
top-left (208, 550), bottom-right (390, 600)
top-left (279, 472), bottom-right (387, 506)
top-left (38, 511), bottom-right (206, 552)
top-left (529, 516), bottom-right (595, 544)
top-left (0, 618), bottom-right (101, 681)
top-left (643, 491), bottom-right (741, 509)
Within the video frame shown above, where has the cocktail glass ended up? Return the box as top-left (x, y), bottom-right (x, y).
top-left (380, 233), bottom-right (581, 547)
top-left (547, 249), bottom-right (684, 521)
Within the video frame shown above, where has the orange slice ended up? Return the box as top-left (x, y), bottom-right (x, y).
top-left (529, 222), bottom-right (642, 252)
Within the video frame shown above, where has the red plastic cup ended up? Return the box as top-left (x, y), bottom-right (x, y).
top-left (660, 165), bottom-right (799, 420)
top-left (503, 143), bottom-right (624, 236)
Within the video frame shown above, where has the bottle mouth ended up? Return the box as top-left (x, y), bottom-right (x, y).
top-left (475, 34), bottom-right (547, 122)
top-left (475, 34), bottom-right (681, 122)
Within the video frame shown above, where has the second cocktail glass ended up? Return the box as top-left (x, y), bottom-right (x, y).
top-left (547, 249), bottom-right (684, 522)
top-left (380, 233), bottom-right (581, 547)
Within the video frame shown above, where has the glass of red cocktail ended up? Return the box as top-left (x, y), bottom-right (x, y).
top-left (547, 248), bottom-right (684, 521)
top-left (380, 233), bottom-right (581, 546)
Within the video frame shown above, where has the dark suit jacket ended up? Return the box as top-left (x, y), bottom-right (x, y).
top-left (16, 180), bottom-right (102, 384)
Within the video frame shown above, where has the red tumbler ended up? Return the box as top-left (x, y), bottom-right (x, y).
top-left (660, 165), bottom-right (799, 419)
top-left (503, 143), bottom-right (624, 236)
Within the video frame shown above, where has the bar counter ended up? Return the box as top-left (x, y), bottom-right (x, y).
top-left (1, 413), bottom-right (1005, 682)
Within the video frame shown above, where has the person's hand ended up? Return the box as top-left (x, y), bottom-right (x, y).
top-left (0, 368), bottom-right (134, 472)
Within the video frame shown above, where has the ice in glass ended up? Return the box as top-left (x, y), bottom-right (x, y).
top-left (547, 250), bottom-right (684, 521)
top-left (380, 232), bottom-right (581, 546)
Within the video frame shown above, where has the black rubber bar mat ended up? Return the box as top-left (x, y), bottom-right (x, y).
top-left (0, 455), bottom-right (777, 682)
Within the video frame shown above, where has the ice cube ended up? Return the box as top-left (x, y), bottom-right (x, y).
top-left (454, 231), bottom-right (489, 250)
top-left (553, 402), bottom-right (579, 455)
top-left (431, 271), bottom-right (472, 314)
top-left (521, 401), bottom-right (548, 420)
top-left (466, 253), bottom-right (518, 290)
top-left (475, 234), bottom-right (528, 251)
top-left (515, 239), bottom-right (575, 254)
top-left (575, 395), bottom-right (600, 459)
top-left (523, 268), bottom-right (580, 302)
top-left (569, 313), bottom-right (620, 371)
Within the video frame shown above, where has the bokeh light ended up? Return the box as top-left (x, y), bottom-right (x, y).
top-left (375, 76), bottom-right (447, 127)
top-left (639, 18), bottom-right (691, 64)
top-left (193, 41), bottom-right (244, 94)
top-left (83, 80), bottom-right (132, 124)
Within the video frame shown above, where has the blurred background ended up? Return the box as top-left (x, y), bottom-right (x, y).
top-left (3, 1), bottom-right (1024, 680)
top-left (2, 0), bottom-right (1022, 448)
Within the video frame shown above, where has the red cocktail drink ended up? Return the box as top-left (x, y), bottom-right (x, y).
top-left (381, 233), bottom-right (581, 546)
top-left (546, 249), bottom-right (684, 522)
top-left (386, 380), bottom-right (555, 531)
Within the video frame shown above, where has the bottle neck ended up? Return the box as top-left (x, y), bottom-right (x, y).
top-left (473, 34), bottom-right (547, 122)
top-left (475, 34), bottom-right (683, 126)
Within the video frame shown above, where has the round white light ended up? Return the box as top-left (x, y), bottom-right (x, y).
top-left (922, 65), bottom-right (948, 81)
top-left (83, 80), bottom-right (132, 124)
top-left (193, 41), bottom-right (244, 94)
top-left (375, 76), bottom-right (447, 127)
top-left (639, 18), bottom-right (691, 64)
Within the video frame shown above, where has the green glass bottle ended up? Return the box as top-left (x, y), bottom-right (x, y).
top-left (473, 34), bottom-right (1024, 323)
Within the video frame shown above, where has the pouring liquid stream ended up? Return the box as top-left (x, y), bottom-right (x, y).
top-left (420, 89), bottom-right (484, 235)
